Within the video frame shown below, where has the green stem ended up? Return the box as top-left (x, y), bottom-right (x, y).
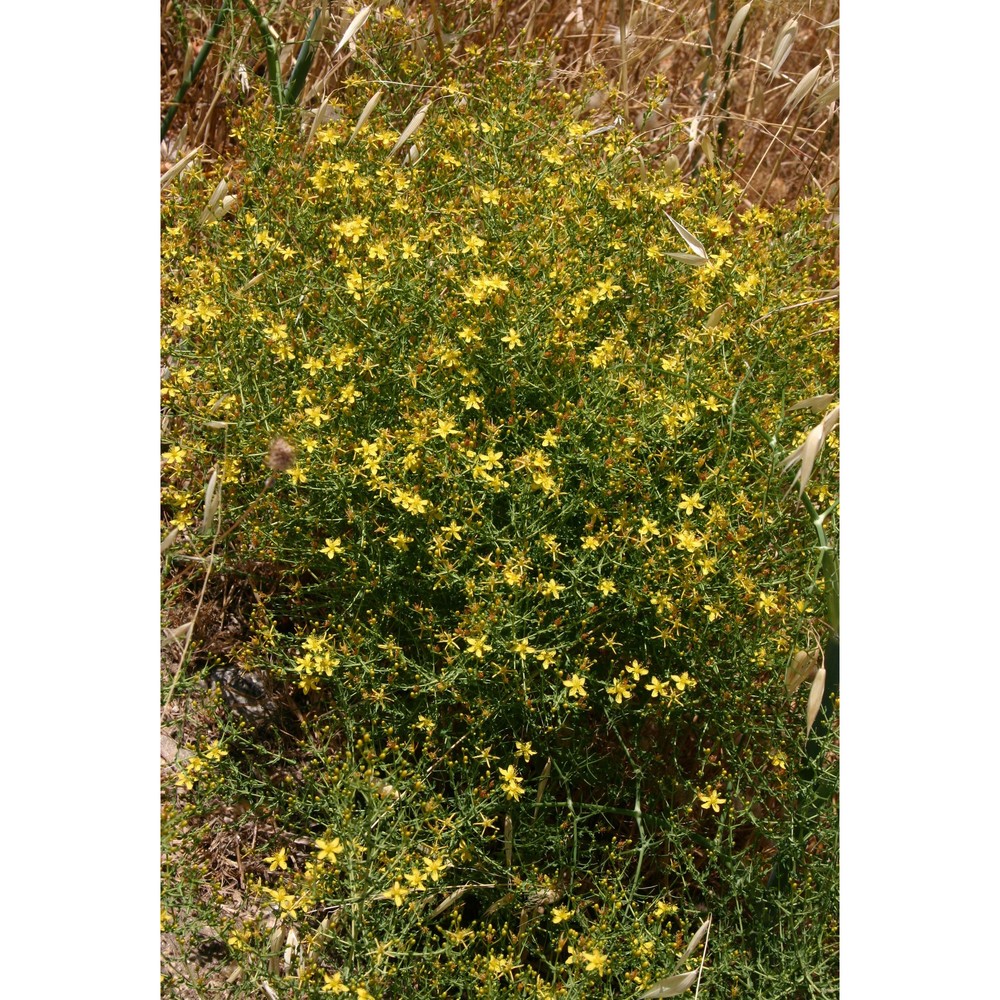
top-left (282, 6), bottom-right (322, 106)
top-left (161, 0), bottom-right (233, 142)
top-left (716, 0), bottom-right (748, 149)
top-left (800, 492), bottom-right (839, 634)
top-left (429, 0), bottom-right (446, 58)
top-left (241, 0), bottom-right (284, 110)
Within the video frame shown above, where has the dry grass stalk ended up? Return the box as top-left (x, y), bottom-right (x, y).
top-left (723, 2), bottom-right (755, 54)
top-left (161, 1), bottom-right (839, 206)
top-left (388, 102), bottom-right (431, 159)
top-left (160, 145), bottom-right (202, 190)
top-left (805, 665), bottom-right (827, 735)
top-left (769, 18), bottom-right (799, 79)
top-left (786, 648), bottom-right (821, 694)
top-left (789, 392), bottom-right (836, 414)
top-left (782, 404), bottom-right (839, 496)
top-left (665, 213), bottom-right (709, 265)
top-left (347, 88), bottom-right (384, 145)
top-left (784, 61), bottom-right (822, 111)
top-left (639, 914), bottom-right (712, 997)
top-left (161, 526), bottom-right (180, 555)
top-left (200, 467), bottom-right (220, 535)
top-left (639, 969), bottom-right (699, 998)
top-left (333, 4), bottom-right (372, 57)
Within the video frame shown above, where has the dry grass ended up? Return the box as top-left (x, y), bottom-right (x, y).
top-left (161, 0), bottom-right (839, 204)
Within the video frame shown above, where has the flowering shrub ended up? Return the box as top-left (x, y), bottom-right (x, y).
top-left (162, 48), bottom-right (838, 1000)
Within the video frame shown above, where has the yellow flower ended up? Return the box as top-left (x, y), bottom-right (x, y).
top-left (534, 648), bottom-right (557, 669)
top-left (321, 537), bottom-right (344, 559)
top-left (478, 448), bottom-right (504, 470)
top-left (551, 905), bottom-right (574, 924)
top-left (498, 764), bottom-right (525, 801)
top-left (322, 971), bottom-right (350, 994)
top-left (645, 676), bottom-right (669, 698)
top-left (385, 881), bottom-right (408, 907)
top-left (626, 659), bottom-right (649, 681)
top-left (671, 671), bottom-right (697, 692)
top-left (674, 527), bottom-right (703, 552)
top-left (303, 405), bottom-right (330, 426)
top-left (488, 953), bottom-right (516, 977)
top-left (515, 740), bottom-right (537, 762)
top-left (757, 592), bottom-right (780, 615)
top-left (465, 634), bottom-right (493, 659)
top-left (404, 868), bottom-right (428, 891)
top-left (583, 948), bottom-right (610, 976)
top-left (698, 788), bottom-right (726, 812)
top-left (423, 856), bottom-right (448, 882)
top-left (339, 381), bottom-right (362, 405)
top-left (678, 491), bottom-right (705, 514)
top-left (264, 886), bottom-right (299, 917)
top-left (264, 847), bottom-right (289, 871)
top-left (462, 233), bottom-right (486, 255)
top-left (606, 676), bottom-right (634, 704)
top-left (562, 674), bottom-right (587, 698)
top-left (315, 836), bottom-right (344, 862)
top-left (639, 516), bottom-right (661, 538)
top-left (433, 416), bottom-right (459, 440)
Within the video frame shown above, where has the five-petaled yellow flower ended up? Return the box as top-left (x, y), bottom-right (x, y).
top-left (498, 764), bottom-right (526, 800)
top-left (404, 867), bottom-right (428, 891)
top-left (563, 673), bottom-right (587, 698)
top-left (583, 948), bottom-right (609, 976)
top-left (645, 676), bottom-right (669, 698)
top-left (465, 634), bottom-right (493, 659)
top-left (385, 881), bottom-right (408, 907)
top-left (264, 847), bottom-right (289, 871)
top-left (322, 971), bottom-right (350, 994)
top-left (423, 856), bottom-right (448, 882)
top-left (322, 537), bottom-right (344, 559)
top-left (698, 788), bottom-right (726, 812)
top-left (315, 836), bottom-right (344, 862)
top-left (606, 676), bottom-right (634, 704)
top-left (678, 492), bottom-right (705, 515)
top-left (626, 659), bottom-right (649, 681)
top-left (671, 671), bottom-right (697, 692)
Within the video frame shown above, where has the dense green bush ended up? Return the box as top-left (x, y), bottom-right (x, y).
top-left (162, 51), bottom-right (838, 999)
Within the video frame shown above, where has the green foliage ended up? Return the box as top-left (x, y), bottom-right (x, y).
top-left (161, 47), bottom-right (838, 999)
